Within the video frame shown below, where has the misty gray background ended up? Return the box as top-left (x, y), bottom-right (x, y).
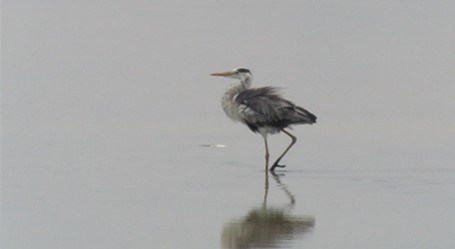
top-left (2, 0), bottom-right (455, 248)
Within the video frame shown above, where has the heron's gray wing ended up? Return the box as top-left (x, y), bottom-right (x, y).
top-left (235, 87), bottom-right (316, 132)
top-left (235, 87), bottom-right (290, 125)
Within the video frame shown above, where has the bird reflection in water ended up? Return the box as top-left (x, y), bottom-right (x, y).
top-left (221, 172), bottom-right (315, 248)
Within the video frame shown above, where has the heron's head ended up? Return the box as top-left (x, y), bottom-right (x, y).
top-left (210, 68), bottom-right (253, 86)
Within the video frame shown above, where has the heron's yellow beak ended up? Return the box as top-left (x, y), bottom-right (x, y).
top-left (210, 71), bottom-right (234, 77)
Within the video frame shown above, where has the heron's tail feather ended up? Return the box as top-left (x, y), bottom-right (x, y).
top-left (295, 106), bottom-right (317, 124)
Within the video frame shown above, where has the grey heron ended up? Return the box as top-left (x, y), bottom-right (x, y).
top-left (211, 68), bottom-right (317, 172)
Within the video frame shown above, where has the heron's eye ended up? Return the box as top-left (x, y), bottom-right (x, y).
top-left (236, 68), bottom-right (251, 74)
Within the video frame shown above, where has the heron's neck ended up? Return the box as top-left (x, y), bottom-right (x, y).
top-left (242, 78), bottom-right (252, 89)
top-left (222, 81), bottom-right (249, 122)
top-left (226, 80), bottom-right (250, 95)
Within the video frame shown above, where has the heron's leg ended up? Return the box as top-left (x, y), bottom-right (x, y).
top-left (263, 136), bottom-right (270, 171)
top-left (263, 169), bottom-right (269, 208)
top-left (270, 129), bottom-right (297, 172)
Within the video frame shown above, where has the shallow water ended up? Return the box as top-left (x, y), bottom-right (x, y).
top-left (3, 132), bottom-right (455, 248)
top-left (3, 1), bottom-right (455, 248)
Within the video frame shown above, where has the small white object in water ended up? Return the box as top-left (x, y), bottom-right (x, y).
top-left (200, 144), bottom-right (227, 148)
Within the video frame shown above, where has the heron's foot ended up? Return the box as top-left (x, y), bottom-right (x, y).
top-left (269, 163), bottom-right (286, 172)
